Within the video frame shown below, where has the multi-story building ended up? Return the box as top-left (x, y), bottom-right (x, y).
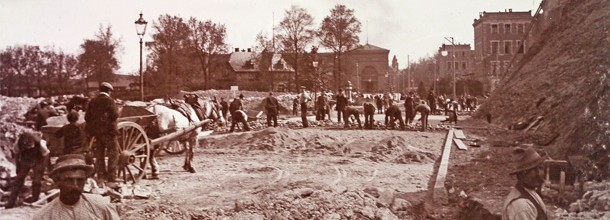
top-left (473, 9), bottom-right (533, 91)
top-left (437, 43), bottom-right (476, 79)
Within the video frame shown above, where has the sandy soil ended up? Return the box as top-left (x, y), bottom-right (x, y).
top-left (119, 128), bottom-right (446, 219)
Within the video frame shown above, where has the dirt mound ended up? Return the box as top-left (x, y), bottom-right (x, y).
top-left (202, 127), bottom-right (437, 164)
top-left (475, 0), bottom-right (610, 166)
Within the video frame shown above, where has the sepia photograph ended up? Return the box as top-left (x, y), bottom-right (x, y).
top-left (0, 0), bottom-right (608, 219)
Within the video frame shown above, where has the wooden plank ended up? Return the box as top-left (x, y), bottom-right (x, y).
top-left (433, 128), bottom-right (454, 203)
top-left (454, 138), bottom-right (468, 150)
top-left (454, 129), bottom-right (466, 139)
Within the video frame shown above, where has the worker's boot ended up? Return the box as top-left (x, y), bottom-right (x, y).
top-left (24, 185), bottom-right (40, 203)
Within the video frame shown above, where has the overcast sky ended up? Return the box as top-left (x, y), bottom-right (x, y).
top-left (0, 0), bottom-right (542, 74)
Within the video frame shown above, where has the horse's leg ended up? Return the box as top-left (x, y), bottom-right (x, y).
top-left (183, 137), bottom-right (196, 173)
top-left (148, 145), bottom-right (160, 179)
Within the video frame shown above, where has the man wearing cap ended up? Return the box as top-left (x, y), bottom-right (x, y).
top-left (36, 100), bottom-right (59, 131)
top-left (33, 154), bottom-right (120, 219)
top-left (502, 145), bottom-right (548, 220)
top-left (85, 82), bottom-right (119, 183)
top-left (5, 131), bottom-right (49, 208)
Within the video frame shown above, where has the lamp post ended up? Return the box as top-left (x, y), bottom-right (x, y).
top-left (313, 61), bottom-right (319, 98)
top-left (441, 37), bottom-right (456, 100)
top-left (356, 62), bottom-right (360, 93)
top-left (135, 12), bottom-right (148, 101)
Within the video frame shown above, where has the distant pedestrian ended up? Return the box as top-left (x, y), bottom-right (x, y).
top-left (375, 95), bottom-right (383, 114)
top-left (414, 100), bottom-right (431, 131)
top-left (316, 93), bottom-right (328, 121)
top-left (343, 106), bottom-right (362, 129)
top-left (292, 97), bottom-right (299, 116)
top-left (220, 98), bottom-right (229, 121)
top-left (427, 90), bottom-right (437, 115)
top-left (335, 89), bottom-right (348, 123)
top-left (54, 110), bottom-right (84, 155)
top-left (363, 98), bottom-right (376, 129)
top-left (299, 86), bottom-right (311, 128)
top-left (264, 92), bottom-right (280, 127)
top-left (404, 92), bottom-right (415, 124)
top-left (239, 93), bottom-right (244, 100)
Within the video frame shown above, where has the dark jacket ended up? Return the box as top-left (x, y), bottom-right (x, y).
top-left (336, 94), bottom-right (348, 110)
top-left (404, 96), bottom-right (414, 113)
top-left (385, 105), bottom-right (402, 118)
top-left (363, 103), bottom-right (376, 114)
top-left (264, 96), bottom-right (280, 115)
top-left (85, 93), bottom-right (119, 136)
top-left (55, 123), bottom-right (83, 154)
top-left (229, 99), bottom-right (243, 114)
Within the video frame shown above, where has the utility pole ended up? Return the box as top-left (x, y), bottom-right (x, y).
top-left (407, 55), bottom-right (410, 92)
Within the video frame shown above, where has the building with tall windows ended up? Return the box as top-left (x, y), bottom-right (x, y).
top-left (437, 43), bottom-right (476, 79)
top-left (473, 9), bottom-right (533, 91)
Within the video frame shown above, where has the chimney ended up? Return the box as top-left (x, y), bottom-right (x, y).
top-left (247, 48), bottom-right (251, 52)
top-left (509, 8), bottom-right (512, 12)
top-left (235, 48), bottom-right (239, 52)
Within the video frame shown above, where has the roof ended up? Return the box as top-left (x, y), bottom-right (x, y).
top-left (473, 10), bottom-right (533, 26)
top-left (348, 44), bottom-right (390, 53)
top-left (229, 52), bottom-right (259, 72)
top-left (270, 53), bottom-right (294, 72)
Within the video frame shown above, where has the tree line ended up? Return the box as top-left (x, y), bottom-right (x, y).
top-left (0, 4), bottom-right (364, 97)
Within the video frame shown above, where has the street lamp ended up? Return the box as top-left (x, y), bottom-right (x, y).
top-left (441, 37), bottom-right (456, 100)
top-left (135, 12), bottom-right (148, 101)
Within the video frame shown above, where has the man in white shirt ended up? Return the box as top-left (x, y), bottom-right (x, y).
top-left (33, 154), bottom-right (120, 220)
top-left (502, 145), bottom-right (548, 220)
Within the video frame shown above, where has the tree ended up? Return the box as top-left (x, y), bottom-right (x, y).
top-left (417, 81), bottom-right (427, 98)
top-left (77, 25), bottom-right (120, 92)
top-left (147, 15), bottom-right (194, 94)
top-left (188, 17), bottom-right (228, 90)
top-left (0, 45), bottom-right (44, 96)
top-left (318, 4), bottom-right (362, 91)
top-left (276, 5), bottom-right (315, 92)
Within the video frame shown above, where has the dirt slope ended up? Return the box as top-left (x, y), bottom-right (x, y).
top-left (476, 0), bottom-right (610, 161)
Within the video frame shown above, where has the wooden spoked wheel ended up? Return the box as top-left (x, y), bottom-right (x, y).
top-left (116, 121), bottom-right (150, 184)
top-left (88, 121), bottom-right (151, 184)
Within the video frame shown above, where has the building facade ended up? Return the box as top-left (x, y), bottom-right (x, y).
top-left (437, 44), bottom-right (476, 79)
top-left (341, 44), bottom-right (390, 93)
top-left (473, 9), bottom-right (533, 91)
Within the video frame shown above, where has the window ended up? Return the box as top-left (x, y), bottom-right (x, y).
top-left (517, 40), bottom-right (524, 54)
top-left (491, 41), bottom-right (499, 54)
top-left (462, 51), bottom-right (465, 57)
top-left (517, 23), bottom-right (524, 33)
top-left (503, 61), bottom-right (511, 74)
top-left (462, 62), bottom-right (467, 69)
top-left (455, 62), bottom-right (460, 70)
top-left (447, 61), bottom-right (452, 69)
top-left (504, 41), bottom-right (512, 54)
top-left (491, 24), bottom-right (499, 33)
top-left (505, 24), bottom-right (511, 34)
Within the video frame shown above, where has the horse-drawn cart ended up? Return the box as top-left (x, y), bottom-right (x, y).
top-left (41, 105), bottom-right (212, 184)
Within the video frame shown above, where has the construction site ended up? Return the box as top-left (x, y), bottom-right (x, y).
top-left (0, 0), bottom-right (608, 219)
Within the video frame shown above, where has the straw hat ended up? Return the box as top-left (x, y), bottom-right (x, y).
top-left (510, 145), bottom-right (547, 175)
top-left (50, 154), bottom-right (94, 179)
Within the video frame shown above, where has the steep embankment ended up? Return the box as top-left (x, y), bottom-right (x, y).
top-left (476, 0), bottom-right (610, 159)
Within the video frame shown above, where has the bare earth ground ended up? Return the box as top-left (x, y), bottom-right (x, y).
top-left (120, 128), bottom-right (446, 219)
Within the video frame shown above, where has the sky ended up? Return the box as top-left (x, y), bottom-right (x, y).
top-left (0, 0), bottom-right (542, 74)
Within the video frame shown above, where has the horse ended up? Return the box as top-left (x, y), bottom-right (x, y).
top-left (145, 96), bottom-right (224, 175)
top-left (146, 102), bottom-right (201, 174)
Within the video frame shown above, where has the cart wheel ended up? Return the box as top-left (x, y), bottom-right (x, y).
top-left (116, 121), bottom-right (150, 184)
top-left (163, 140), bottom-right (186, 155)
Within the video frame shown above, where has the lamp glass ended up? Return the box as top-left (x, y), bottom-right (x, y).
top-left (135, 14), bottom-right (148, 36)
top-left (312, 61), bottom-right (319, 68)
top-left (440, 50), bottom-right (448, 56)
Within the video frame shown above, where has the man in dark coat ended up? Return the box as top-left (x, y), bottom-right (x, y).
top-left (220, 97), bottom-right (229, 121)
top-left (264, 92), bottom-right (280, 127)
top-left (85, 82), bottom-right (119, 183)
top-left (335, 89), bottom-right (348, 123)
top-left (385, 101), bottom-right (405, 130)
top-left (375, 95), bottom-right (383, 114)
top-left (316, 94), bottom-right (329, 121)
top-left (363, 98), bottom-right (376, 129)
top-left (404, 92), bottom-right (415, 124)
top-left (343, 105), bottom-right (362, 129)
top-left (427, 90), bottom-right (437, 115)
